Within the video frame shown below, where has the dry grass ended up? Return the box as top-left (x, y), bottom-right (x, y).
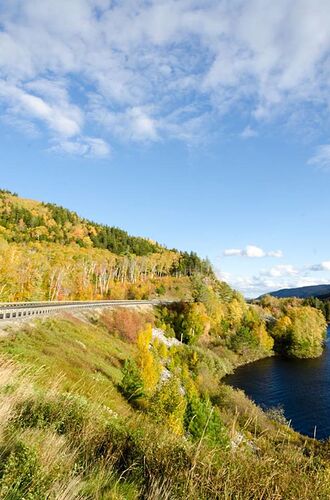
top-left (0, 317), bottom-right (330, 499)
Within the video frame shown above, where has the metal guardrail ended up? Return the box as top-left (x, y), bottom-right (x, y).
top-left (0, 299), bottom-right (171, 322)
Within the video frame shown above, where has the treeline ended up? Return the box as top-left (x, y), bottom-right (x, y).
top-left (0, 191), bottom-right (213, 281)
top-left (302, 296), bottom-right (330, 322)
top-left (0, 240), bottom-right (209, 301)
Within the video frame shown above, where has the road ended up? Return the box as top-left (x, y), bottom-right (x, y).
top-left (0, 299), bottom-right (171, 322)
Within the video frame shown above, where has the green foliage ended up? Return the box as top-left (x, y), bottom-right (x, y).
top-left (157, 302), bottom-right (208, 344)
top-left (229, 307), bottom-right (273, 355)
top-left (149, 378), bottom-right (187, 435)
top-left (171, 251), bottom-right (214, 278)
top-left (303, 296), bottom-right (330, 322)
top-left (14, 393), bottom-right (89, 435)
top-left (90, 222), bottom-right (159, 256)
top-left (0, 188), bottom-right (18, 197)
top-left (229, 324), bottom-right (259, 353)
top-left (120, 359), bottom-right (145, 402)
top-left (156, 283), bottom-right (166, 296)
top-left (0, 192), bottom-right (162, 255)
top-left (0, 441), bottom-right (49, 499)
top-left (184, 396), bottom-right (229, 447)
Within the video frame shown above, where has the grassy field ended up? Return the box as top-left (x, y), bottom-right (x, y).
top-left (0, 310), bottom-right (330, 499)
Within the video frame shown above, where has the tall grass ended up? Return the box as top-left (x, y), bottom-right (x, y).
top-left (0, 316), bottom-right (330, 498)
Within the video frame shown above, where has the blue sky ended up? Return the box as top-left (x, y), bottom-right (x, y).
top-left (1, 0), bottom-right (330, 297)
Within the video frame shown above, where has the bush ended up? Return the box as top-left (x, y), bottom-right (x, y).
top-left (149, 378), bottom-right (187, 435)
top-left (120, 359), bottom-right (144, 402)
top-left (14, 393), bottom-right (89, 435)
top-left (0, 441), bottom-right (49, 499)
top-left (157, 303), bottom-right (209, 345)
top-left (101, 309), bottom-right (153, 343)
top-left (229, 307), bottom-right (273, 355)
top-left (184, 396), bottom-right (229, 447)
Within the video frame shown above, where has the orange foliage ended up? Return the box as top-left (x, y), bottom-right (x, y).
top-left (100, 309), bottom-right (154, 343)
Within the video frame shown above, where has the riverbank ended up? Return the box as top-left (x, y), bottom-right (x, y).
top-left (224, 330), bottom-right (330, 440)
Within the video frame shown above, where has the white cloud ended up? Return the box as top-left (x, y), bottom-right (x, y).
top-left (308, 145), bottom-right (330, 170)
top-left (1, 1), bottom-right (330, 155)
top-left (0, 80), bottom-right (82, 137)
top-left (220, 261), bottom-right (330, 298)
top-left (267, 250), bottom-right (284, 258)
top-left (260, 264), bottom-right (298, 278)
top-left (309, 261), bottom-right (330, 271)
top-left (50, 136), bottom-right (110, 158)
top-left (223, 245), bottom-right (283, 258)
top-left (241, 125), bottom-right (258, 139)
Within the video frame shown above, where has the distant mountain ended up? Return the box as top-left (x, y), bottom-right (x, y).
top-left (265, 284), bottom-right (330, 300)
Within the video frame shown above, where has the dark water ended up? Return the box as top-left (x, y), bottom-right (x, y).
top-left (225, 327), bottom-right (330, 439)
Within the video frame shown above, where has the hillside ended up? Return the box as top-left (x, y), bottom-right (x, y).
top-left (1, 307), bottom-right (330, 499)
top-left (265, 284), bottom-right (330, 299)
top-left (0, 190), bottom-right (329, 498)
top-left (0, 190), bottom-right (214, 302)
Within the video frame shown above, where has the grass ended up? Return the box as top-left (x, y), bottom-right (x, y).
top-left (0, 311), bottom-right (330, 498)
top-left (0, 312), bottom-right (138, 414)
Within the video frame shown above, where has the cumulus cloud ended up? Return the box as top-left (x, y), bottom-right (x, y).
top-left (1, 1), bottom-right (330, 156)
top-left (223, 245), bottom-right (283, 258)
top-left (220, 261), bottom-right (330, 298)
top-left (260, 264), bottom-right (298, 277)
top-left (309, 261), bottom-right (330, 271)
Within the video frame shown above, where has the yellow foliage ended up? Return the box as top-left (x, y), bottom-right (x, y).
top-left (258, 323), bottom-right (274, 351)
top-left (137, 325), bottom-right (160, 394)
top-left (273, 315), bottom-right (292, 338)
top-left (228, 299), bottom-right (245, 329)
top-left (150, 377), bottom-right (187, 435)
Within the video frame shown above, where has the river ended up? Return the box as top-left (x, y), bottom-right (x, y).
top-left (224, 326), bottom-right (330, 439)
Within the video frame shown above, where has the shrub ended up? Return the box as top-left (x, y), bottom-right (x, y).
top-left (14, 393), bottom-right (89, 435)
top-left (265, 406), bottom-right (290, 426)
top-left (100, 309), bottom-right (153, 343)
top-left (156, 284), bottom-right (166, 296)
top-left (149, 378), bottom-right (187, 435)
top-left (184, 396), bottom-right (229, 447)
top-left (157, 303), bottom-right (209, 345)
top-left (120, 359), bottom-right (144, 402)
top-left (229, 307), bottom-right (273, 355)
top-left (0, 441), bottom-right (49, 499)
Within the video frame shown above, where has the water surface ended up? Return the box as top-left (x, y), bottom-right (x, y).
top-left (225, 327), bottom-right (330, 439)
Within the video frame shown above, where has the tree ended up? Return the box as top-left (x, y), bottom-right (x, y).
top-left (184, 395), bottom-right (229, 447)
top-left (149, 377), bottom-right (186, 435)
top-left (271, 306), bottom-right (327, 358)
top-left (120, 359), bottom-right (144, 401)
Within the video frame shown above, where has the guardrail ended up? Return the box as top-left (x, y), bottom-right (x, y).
top-left (0, 299), bottom-right (171, 322)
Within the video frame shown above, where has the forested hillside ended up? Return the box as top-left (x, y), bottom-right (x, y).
top-left (0, 190), bottom-right (213, 302)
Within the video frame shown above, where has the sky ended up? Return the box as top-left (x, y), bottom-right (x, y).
top-left (1, 0), bottom-right (330, 298)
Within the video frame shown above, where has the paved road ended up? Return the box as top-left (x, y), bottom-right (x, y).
top-left (0, 299), bottom-right (171, 322)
